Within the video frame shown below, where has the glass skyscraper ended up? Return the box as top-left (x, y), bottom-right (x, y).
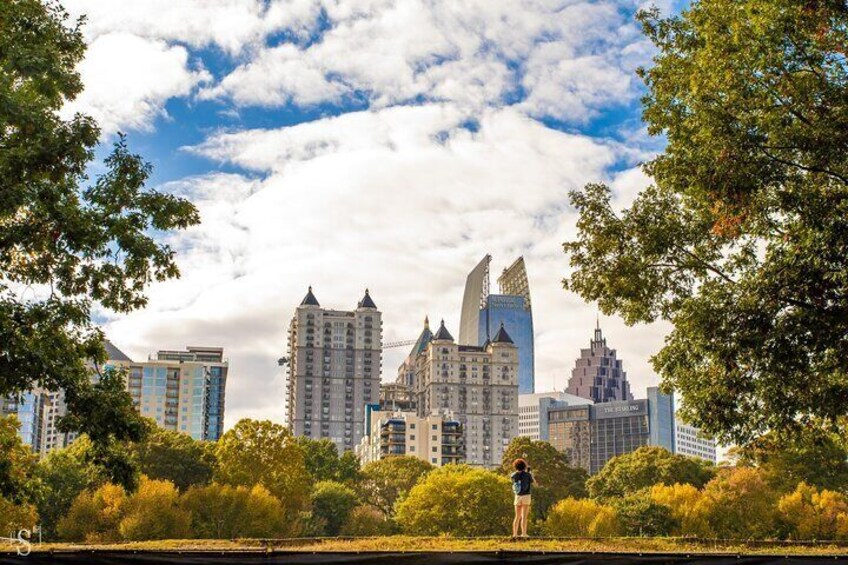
top-left (460, 255), bottom-right (535, 393)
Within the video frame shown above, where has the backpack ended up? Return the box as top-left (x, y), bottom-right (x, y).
top-left (512, 472), bottom-right (525, 495)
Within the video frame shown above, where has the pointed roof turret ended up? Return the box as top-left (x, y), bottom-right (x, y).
top-left (300, 286), bottom-right (320, 307)
top-left (410, 315), bottom-right (434, 356)
top-left (358, 288), bottom-right (377, 309)
top-left (432, 319), bottom-right (454, 342)
top-left (492, 322), bottom-right (514, 344)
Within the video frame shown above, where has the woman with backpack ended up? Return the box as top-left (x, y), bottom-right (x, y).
top-left (510, 458), bottom-right (535, 538)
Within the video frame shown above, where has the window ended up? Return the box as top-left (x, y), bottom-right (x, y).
top-left (432, 446), bottom-right (437, 452)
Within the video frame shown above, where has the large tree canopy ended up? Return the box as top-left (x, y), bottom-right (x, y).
top-left (564, 0), bottom-right (848, 444)
top-left (0, 0), bottom-right (198, 462)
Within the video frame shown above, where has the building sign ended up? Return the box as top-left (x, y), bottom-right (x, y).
top-left (486, 295), bottom-right (524, 309)
top-left (594, 400), bottom-right (647, 419)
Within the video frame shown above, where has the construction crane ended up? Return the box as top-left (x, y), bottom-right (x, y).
top-left (277, 339), bottom-right (415, 367)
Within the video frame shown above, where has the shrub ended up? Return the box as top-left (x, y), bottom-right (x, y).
top-left (544, 497), bottom-right (620, 537)
top-left (58, 483), bottom-right (127, 542)
top-left (118, 478), bottom-right (190, 541)
top-left (340, 505), bottom-right (396, 536)
top-left (612, 491), bottom-right (677, 537)
top-left (700, 467), bottom-right (778, 539)
top-left (396, 465), bottom-right (512, 536)
top-left (778, 482), bottom-right (848, 540)
top-left (182, 483), bottom-right (286, 539)
top-left (649, 483), bottom-right (711, 536)
top-left (0, 496), bottom-right (38, 537)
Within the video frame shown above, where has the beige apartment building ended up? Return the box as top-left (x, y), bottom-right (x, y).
top-left (356, 409), bottom-right (464, 466)
top-left (402, 318), bottom-right (518, 468)
top-left (285, 287), bottom-right (382, 453)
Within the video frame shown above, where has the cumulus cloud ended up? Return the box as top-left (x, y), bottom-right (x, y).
top-left (61, 32), bottom-right (210, 135)
top-left (63, 0), bottom-right (322, 54)
top-left (103, 104), bottom-right (665, 425)
top-left (200, 0), bottom-right (648, 123)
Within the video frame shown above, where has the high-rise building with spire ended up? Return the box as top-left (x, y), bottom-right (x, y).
top-left (285, 287), bottom-right (382, 453)
top-left (566, 323), bottom-right (633, 403)
top-left (459, 255), bottom-right (535, 394)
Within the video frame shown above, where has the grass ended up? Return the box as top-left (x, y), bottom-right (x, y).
top-left (2, 537), bottom-right (847, 556)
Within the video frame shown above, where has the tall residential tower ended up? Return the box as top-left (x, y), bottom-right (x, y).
top-left (459, 255), bottom-right (535, 394)
top-left (285, 287), bottom-right (382, 453)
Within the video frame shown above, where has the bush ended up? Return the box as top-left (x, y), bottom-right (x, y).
top-left (700, 467), bottom-right (778, 539)
top-left (118, 478), bottom-right (190, 541)
top-left (544, 497), bottom-right (620, 537)
top-left (777, 482), bottom-right (848, 540)
top-left (649, 483), bottom-right (711, 536)
top-left (612, 491), bottom-right (677, 537)
top-left (396, 465), bottom-right (512, 536)
top-left (340, 505), bottom-right (396, 536)
top-left (182, 483), bottom-right (286, 538)
top-left (0, 496), bottom-right (38, 537)
top-left (357, 456), bottom-right (433, 517)
top-left (311, 480), bottom-right (359, 536)
top-left (58, 483), bottom-right (127, 542)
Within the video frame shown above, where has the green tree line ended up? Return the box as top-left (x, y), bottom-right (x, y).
top-left (2, 417), bottom-right (848, 541)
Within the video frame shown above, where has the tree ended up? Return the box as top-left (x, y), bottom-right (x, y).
top-left (118, 478), bottom-right (190, 541)
top-left (310, 480), bottom-right (359, 536)
top-left (0, 0), bottom-right (198, 476)
top-left (563, 1), bottom-right (848, 445)
top-left (700, 467), bottom-right (778, 539)
top-left (395, 465), bottom-right (512, 537)
top-left (500, 437), bottom-right (589, 519)
top-left (587, 446), bottom-right (714, 500)
top-left (777, 482), bottom-right (848, 541)
top-left (35, 436), bottom-right (107, 538)
top-left (543, 498), bottom-right (620, 537)
top-left (295, 437), bottom-right (361, 485)
top-left (215, 419), bottom-right (310, 522)
top-left (649, 483), bottom-right (711, 537)
top-left (612, 491), bottom-right (677, 537)
top-left (0, 417), bottom-right (39, 504)
top-left (357, 456), bottom-right (433, 517)
top-left (132, 426), bottom-right (216, 491)
top-left (58, 483), bottom-right (127, 543)
top-left (736, 429), bottom-right (848, 494)
top-left (182, 483), bottom-right (288, 539)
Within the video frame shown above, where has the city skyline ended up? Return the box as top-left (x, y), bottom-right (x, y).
top-left (64, 0), bottom-right (679, 431)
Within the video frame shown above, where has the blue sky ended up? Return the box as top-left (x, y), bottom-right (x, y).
top-left (63, 0), bottom-right (680, 426)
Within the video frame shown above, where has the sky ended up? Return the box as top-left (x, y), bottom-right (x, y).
top-left (61, 0), bottom-right (684, 430)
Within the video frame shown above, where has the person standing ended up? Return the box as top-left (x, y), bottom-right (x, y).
top-left (510, 458), bottom-right (535, 538)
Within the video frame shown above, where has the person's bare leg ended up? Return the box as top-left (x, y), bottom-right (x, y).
top-left (512, 505), bottom-right (521, 537)
top-left (520, 504), bottom-right (530, 537)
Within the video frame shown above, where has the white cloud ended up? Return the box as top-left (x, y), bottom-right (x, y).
top-left (63, 0), bottom-right (322, 54)
top-left (103, 104), bottom-right (666, 426)
top-left (62, 32), bottom-right (210, 135)
top-left (201, 0), bottom-right (649, 123)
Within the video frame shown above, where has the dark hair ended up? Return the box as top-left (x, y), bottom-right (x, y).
top-left (513, 458), bottom-right (527, 471)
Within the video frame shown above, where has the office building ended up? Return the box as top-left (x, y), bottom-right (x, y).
top-left (403, 318), bottom-right (518, 467)
top-left (518, 391), bottom-right (593, 441)
top-left (356, 409), bottom-right (464, 466)
top-left (459, 255), bottom-right (535, 394)
top-left (2, 392), bottom-right (45, 455)
top-left (285, 287), bottom-right (382, 453)
top-left (548, 387), bottom-right (674, 474)
top-left (566, 323), bottom-right (633, 403)
top-left (675, 421), bottom-right (718, 463)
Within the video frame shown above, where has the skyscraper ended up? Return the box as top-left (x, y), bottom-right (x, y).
top-left (285, 287), bottom-right (382, 453)
top-left (566, 323), bottom-right (633, 403)
top-left (404, 318), bottom-right (518, 467)
top-left (113, 345), bottom-right (230, 441)
top-left (459, 255), bottom-right (535, 393)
